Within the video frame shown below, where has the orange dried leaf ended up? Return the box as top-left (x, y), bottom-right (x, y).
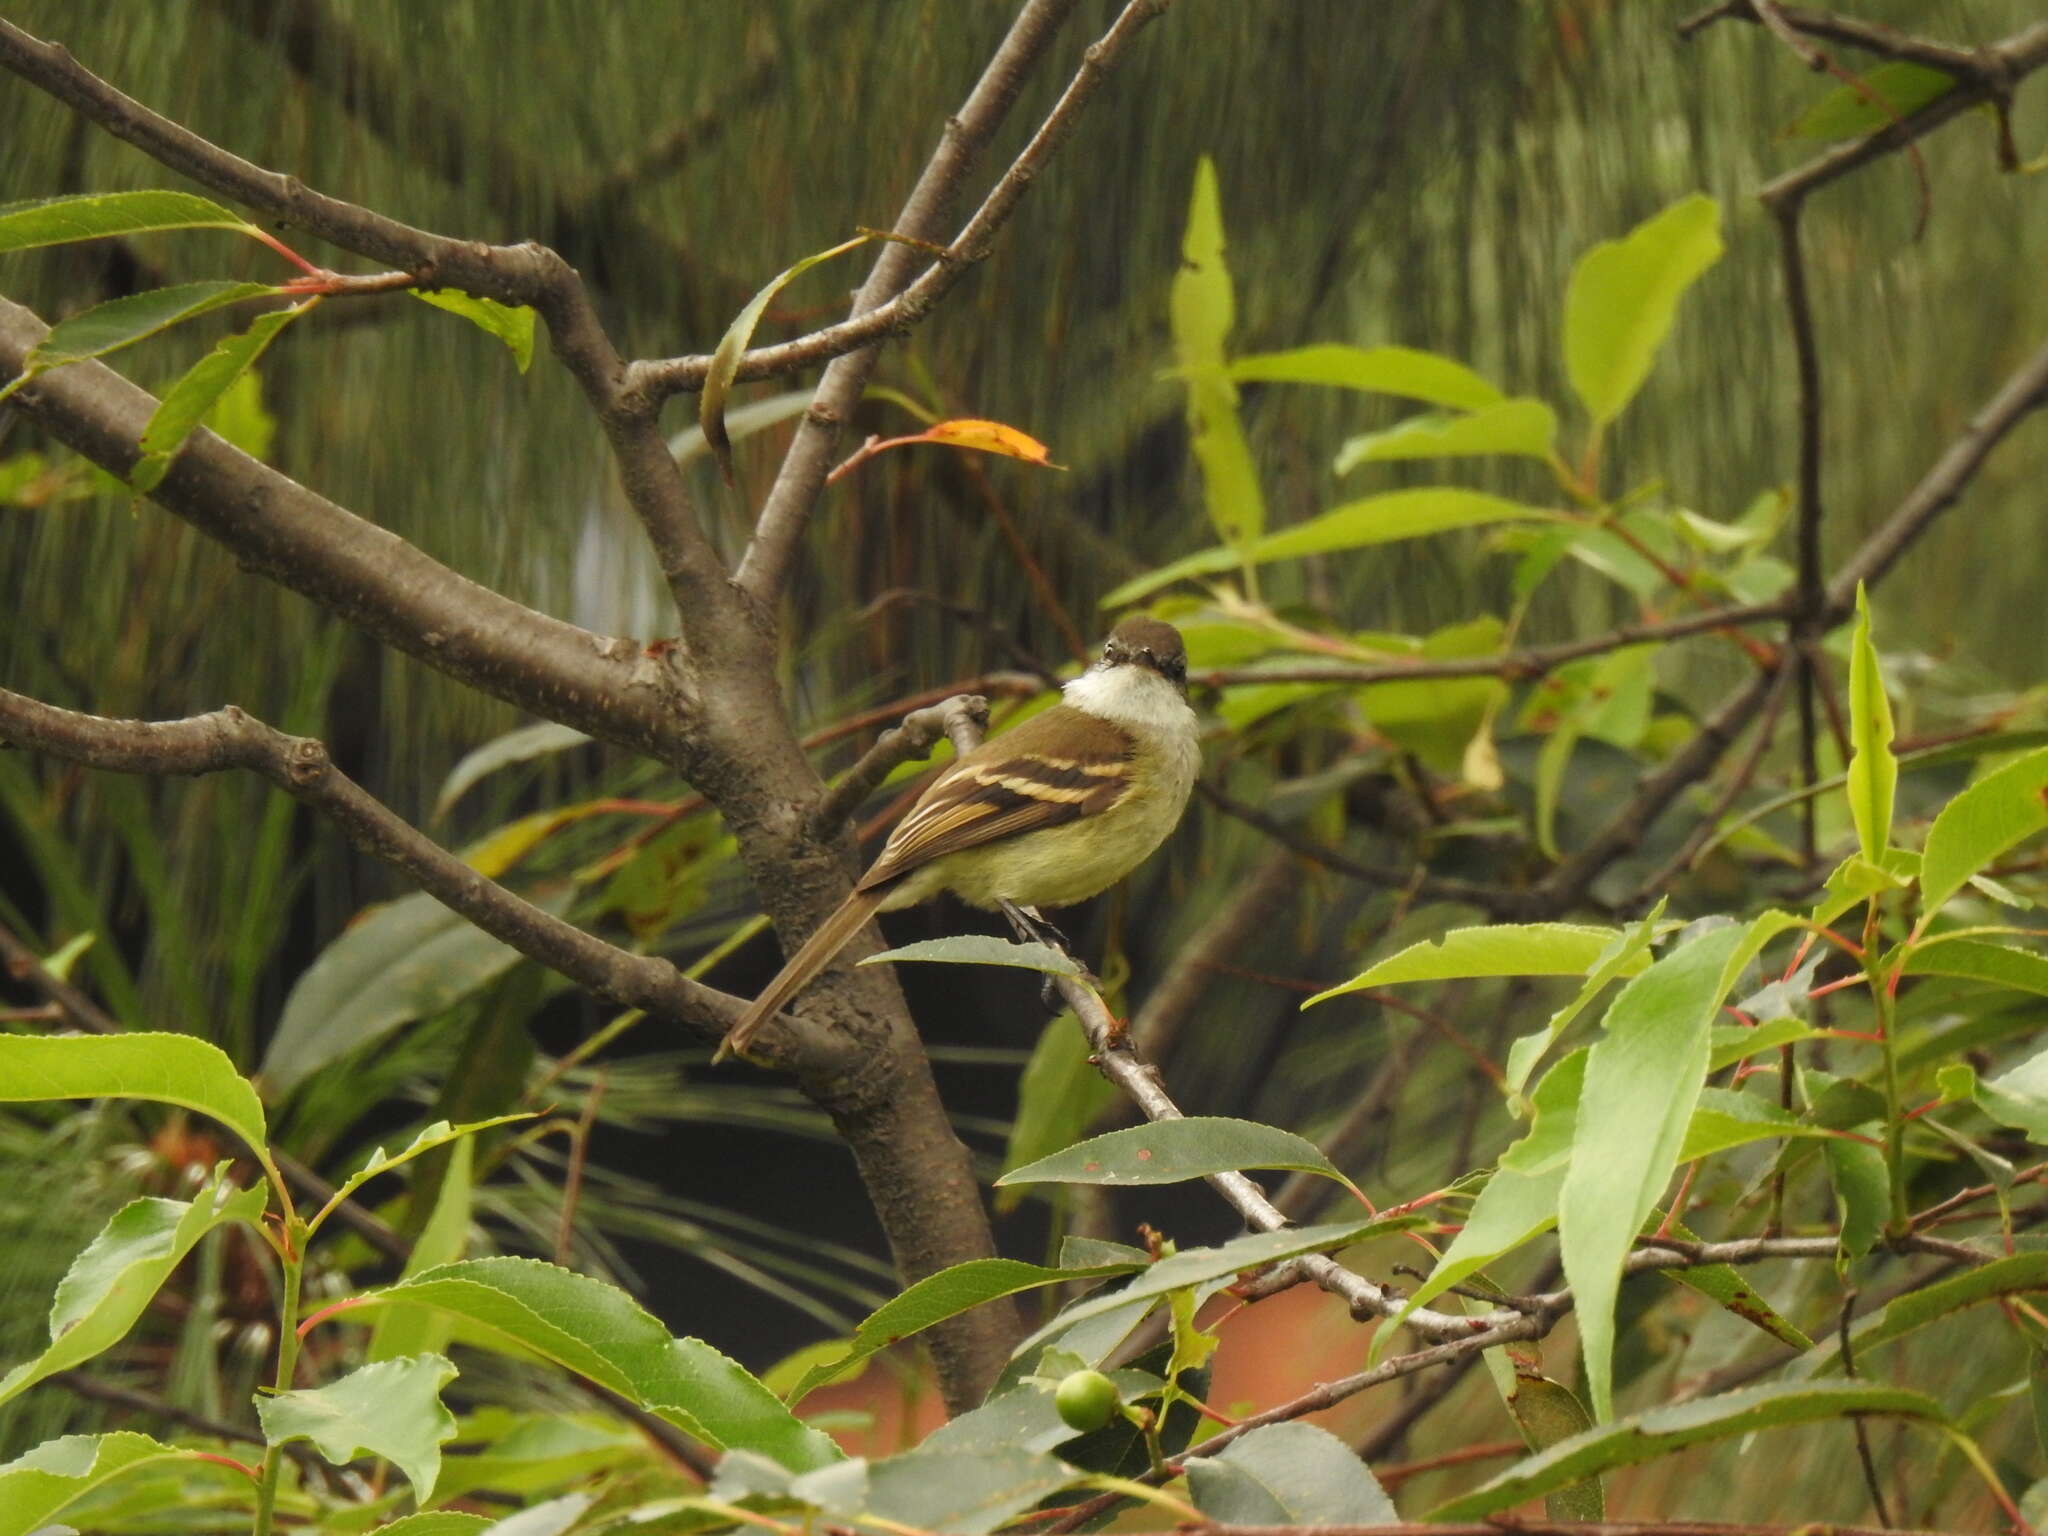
top-left (914, 417), bottom-right (1062, 468)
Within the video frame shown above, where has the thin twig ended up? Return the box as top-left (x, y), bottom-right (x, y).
top-left (1634, 659), bottom-right (1795, 898)
top-left (1838, 1287), bottom-right (1897, 1528)
top-left (555, 1071), bottom-right (607, 1266)
top-left (807, 694), bottom-right (991, 839)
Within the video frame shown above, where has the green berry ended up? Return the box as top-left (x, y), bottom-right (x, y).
top-left (1053, 1368), bottom-right (1119, 1432)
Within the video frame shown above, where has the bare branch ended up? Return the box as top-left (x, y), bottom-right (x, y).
top-left (0, 295), bottom-right (688, 759)
top-left (730, 0), bottom-right (1176, 610)
top-left (0, 689), bottom-right (746, 1042)
top-left (808, 693), bottom-right (991, 839)
top-left (1683, 0), bottom-right (2024, 82)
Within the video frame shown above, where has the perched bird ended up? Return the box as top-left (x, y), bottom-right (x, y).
top-left (716, 616), bottom-right (1200, 1062)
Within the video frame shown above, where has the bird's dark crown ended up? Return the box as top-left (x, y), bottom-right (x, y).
top-left (1101, 616), bottom-right (1187, 686)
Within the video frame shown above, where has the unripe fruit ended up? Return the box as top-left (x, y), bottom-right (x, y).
top-left (1053, 1369), bottom-right (1120, 1432)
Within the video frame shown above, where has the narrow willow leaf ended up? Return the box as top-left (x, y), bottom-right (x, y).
top-left (318, 1115), bottom-right (532, 1230)
top-left (0, 190), bottom-right (250, 253)
top-left (1657, 1215), bottom-right (1813, 1351)
top-left (1506, 1375), bottom-right (1604, 1521)
top-left (2, 283), bottom-right (278, 406)
top-left (411, 289), bottom-right (537, 372)
top-left (368, 1136), bottom-right (474, 1363)
top-left (1334, 398), bottom-right (1557, 472)
top-left (1920, 745), bottom-right (2048, 916)
top-left (1563, 194), bottom-right (1723, 426)
top-left (1173, 157), bottom-right (1263, 564)
top-left (1103, 488), bottom-right (1566, 607)
top-left (1375, 1162), bottom-right (1563, 1361)
top-left (860, 936), bottom-right (1079, 976)
top-left (363, 1515), bottom-right (491, 1536)
top-left (1308, 921), bottom-right (1635, 1009)
top-left (1677, 1086), bottom-right (1834, 1162)
top-left (257, 1354), bottom-right (458, 1502)
top-left (1904, 937), bottom-right (2048, 997)
top-left (1185, 1423), bottom-right (1397, 1525)
top-left (0, 1432), bottom-right (194, 1536)
top-left (785, 1256), bottom-right (1145, 1404)
top-left (133, 304), bottom-right (309, 491)
top-left (1800, 1252), bottom-right (2048, 1375)
top-left (997, 1117), bottom-right (1351, 1192)
top-left (699, 233), bottom-right (869, 484)
top-left (668, 388), bottom-right (815, 465)
top-left (1939, 1051), bottom-right (2048, 1142)
top-left (360, 1257), bottom-right (843, 1471)
top-left (1228, 343), bottom-right (1504, 409)
top-left (0, 1032), bottom-right (267, 1156)
top-left (1791, 61), bottom-right (1957, 140)
top-left (1430, 1381), bottom-right (1947, 1519)
top-left (0, 1168), bottom-right (266, 1405)
top-left (1561, 922), bottom-right (1747, 1420)
top-left (1846, 584), bottom-right (1897, 865)
top-left (1503, 908), bottom-right (1663, 1101)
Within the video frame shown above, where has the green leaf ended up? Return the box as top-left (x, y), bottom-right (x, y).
top-left (1504, 908), bottom-right (1663, 1100)
top-left (368, 1136), bottom-right (475, 1363)
top-left (1707, 1016), bottom-right (1818, 1073)
top-left (1563, 194), bottom-right (1723, 426)
top-left (997, 1117), bottom-right (1353, 1193)
top-left (859, 1447), bottom-right (1079, 1535)
top-left (0, 190), bottom-right (251, 253)
top-left (364, 1516), bottom-right (492, 1536)
top-left (1920, 746), bottom-right (2048, 916)
top-left (700, 233), bottom-right (869, 484)
top-left (1656, 1216), bottom-right (1814, 1352)
top-left (261, 889), bottom-right (566, 1093)
top-left (1803, 1252), bottom-right (2048, 1374)
top-left (1904, 937), bottom-right (2048, 997)
top-left (316, 1115), bottom-right (531, 1234)
top-left (1375, 1162), bottom-right (1562, 1358)
top-left (1173, 158), bottom-right (1263, 561)
top-left (473, 1494), bottom-right (591, 1535)
top-left (1942, 1050), bottom-right (2048, 1142)
top-left (1429, 1381), bottom-right (1948, 1519)
top-left (257, 1354), bottom-right (458, 1503)
top-left (0, 1167), bottom-right (266, 1406)
top-left (1012, 1214), bottom-right (1421, 1364)
top-left (0, 1432), bottom-right (197, 1536)
top-left (434, 722), bottom-right (592, 819)
top-left (785, 1256), bottom-right (1145, 1404)
top-left (0, 1032), bottom-right (267, 1156)
top-left (411, 289), bottom-right (537, 372)
top-left (1846, 584), bottom-right (1898, 865)
top-left (859, 936), bottom-right (1079, 976)
top-left (1561, 921), bottom-right (1748, 1420)
top-left (1228, 343), bottom-right (1505, 410)
top-left (1103, 488), bottom-right (1565, 608)
top-left (669, 388), bottom-right (817, 466)
top-left (998, 1012), bottom-right (1116, 1213)
top-left (1678, 1086), bottom-right (1834, 1162)
top-left (1504, 1375), bottom-right (1604, 1521)
top-left (1333, 398), bottom-right (1557, 472)
top-left (1824, 1135), bottom-right (1889, 1258)
top-left (132, 304), bottom-right (309, 491)
top-left (1307, 921), bottom-right (1637, 1009)
top-left (2, 282), bottom-right (277, 404)
top-left (359, 1257), bottom-right (842, 1471)
top-left (1185, 1422), bottom-right (1397, 1525)
top-left (1791, 61), bottom-right (1958, 140)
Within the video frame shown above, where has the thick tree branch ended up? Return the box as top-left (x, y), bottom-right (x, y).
top-left (0, 19), bottom-right (727, 615)
top-left (0, 690), bottom-right (745, 1043)
top-left (731, 0), bottom-right (1175, 610)
top-left (0, 294), bottom-right (692, 760)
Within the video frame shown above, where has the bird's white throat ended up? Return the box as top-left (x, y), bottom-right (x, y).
top-left (1062, 660), bottom-right (1196, 737)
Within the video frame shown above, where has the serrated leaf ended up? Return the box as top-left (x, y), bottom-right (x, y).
top-left (862, 1447), bottom-right (1079, 1535)
top-left (1103, 488), bottom-right (1566, 608)
top-left (0, 1168), bottom-right (266, 1406)
top-left (1185, 1423), bottom-right (1397, 1525)
top-left (9, 282), bottom-right (277, 394)
top-left (1920, 746), bottom-right (2048, 916)
top-left (1824, 1135), bottom-right (1889, 1259)
top-left (359, 1257), bottom-right (841, 1471)
top-left (435, 723), bottom-right (592, 820)
top-left (1657, 1215), bottom-right (1814, 1352)
top-left (411, 289), bottom-right (536, 372)
top-left (1801, 1252), bottom-right (2048, 1375)
top-left (1505, 1375), bottom-right (1604, 1521)
top-left (0, 190), bottom-right (250, 253)
top-left (859, 936), bottom-right (1079, 975)
top-left (1563, 194), bottom-right (1722, 426)
top-left (1791, 61), bottom-right (1957, 140)
top-left (1228, 343), bottom-right (1504, 409)
top-left (997, 1117), bottom-right (1351, 1192)
top-left (1374, 1162), bottom-right (1562, 1359)
top-left (319, 1115), bottom-right (530, 1232)
top-left (1334, 398), bottom-right (1557, 472)
top-left (0, 1032), bottom-right (267, 1156)
top-left (1561, 922), bottom-right (1748, 1420)
top-left (700, 234), bottom-right (869, 484)
top-left (1945, 1049), bottom-right (2048, 1142)
top-left (1678, 1086), bottom-right (1834, 1162)
top-left (1903, 937), bottom-right (2048, 997)
top-left (0, 1433), bottom-right (195, 1536)
top-left (257, 1354), bottom-right (458, 1502)
top-left (1430, 1381), bottom-right (1948, 1518)
top-left (1307, 922), bottom-right (1636, 1009)
top-left (365, 1515), bottom-right (492, 1536)
top-left (785, 1256), bottom-right (1144, 1404)
top-left (261, 889), bottom-right (567, 1093)
top-left (1846, 583), bottom-right (1898, 865)
top-left (132, 304), bottom-right (309, 491)
top-left (1504, 908), bottom-right (1664, 1100)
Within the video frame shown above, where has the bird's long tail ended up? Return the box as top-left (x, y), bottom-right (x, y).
top-left (714, 888), bottom-right (888, 1063)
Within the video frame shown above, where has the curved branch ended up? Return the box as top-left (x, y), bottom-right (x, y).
top-left (0, 688), bottom-right (744, 1041)
top-left (807, 692), bottom-right (990, 840)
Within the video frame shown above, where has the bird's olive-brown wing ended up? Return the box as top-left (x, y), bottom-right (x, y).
top-left (856, 704), bottom-right (1134, 892)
